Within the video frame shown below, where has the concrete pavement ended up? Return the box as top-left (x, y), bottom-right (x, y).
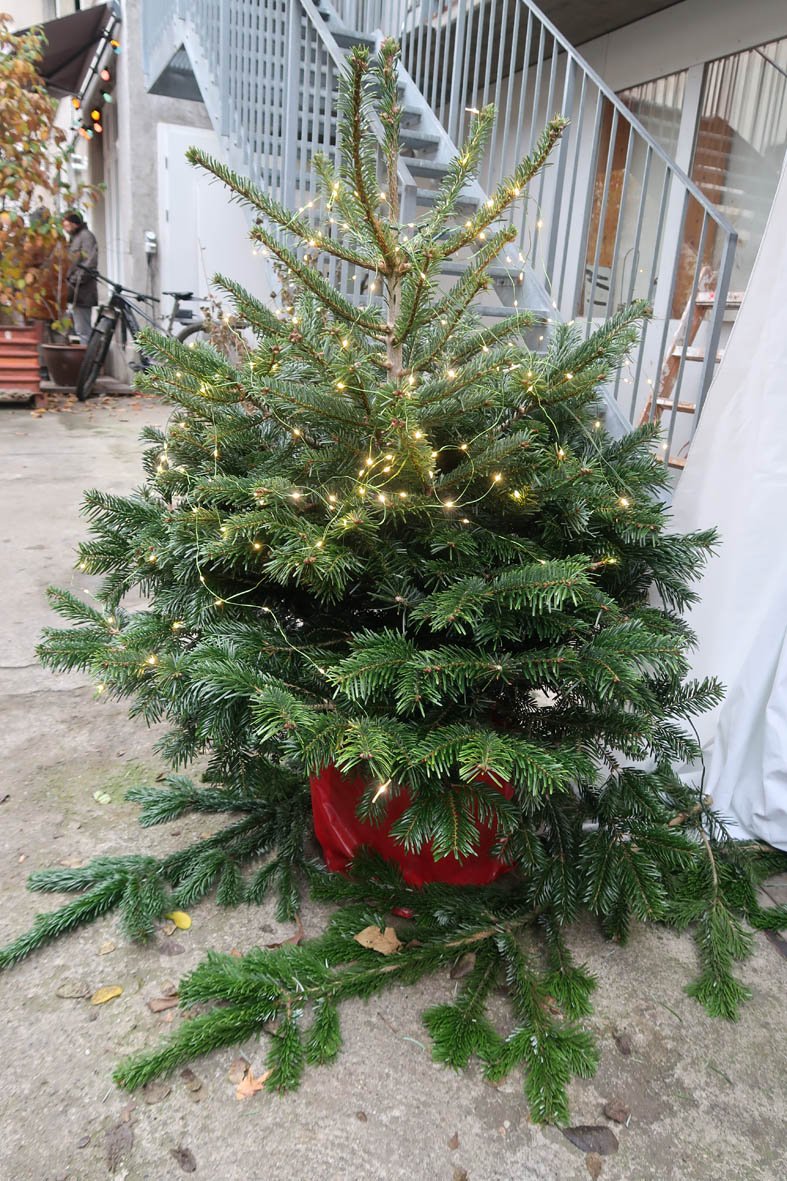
top-left (1, 396), bottom-right (785, 1181)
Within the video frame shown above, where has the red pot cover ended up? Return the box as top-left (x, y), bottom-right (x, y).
top-left (310, 764), bottom-right (514, 888)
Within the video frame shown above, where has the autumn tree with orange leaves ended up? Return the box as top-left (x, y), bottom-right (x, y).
top-left (0, 13), bottom-right (97, 327)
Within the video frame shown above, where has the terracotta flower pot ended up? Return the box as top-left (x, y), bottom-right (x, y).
top-left (310, 764), bottom-right (514, 888)
top-left (40, 342), bottom-right (87, 388)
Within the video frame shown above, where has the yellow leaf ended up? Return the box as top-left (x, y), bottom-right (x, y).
top-left (353, 925), bottom-right (402, 956)
top-left (166, 910), bottom-right (192, 930)
top-left (91, 985), bottom-right (122, 1005)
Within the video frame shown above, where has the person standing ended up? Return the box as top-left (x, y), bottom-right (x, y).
top-left (63, 210), bottom-right (98, 343)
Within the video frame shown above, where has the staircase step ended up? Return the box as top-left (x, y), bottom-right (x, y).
top-left (400, 129), bottom-right (441, 152)
top-left (295, 102), bottom-right (423, 138)
top-left (415, 187), bottom-right (478, 212)
top-left (472, 303), bottom-right (550, 319)
top-left (439, 260), bottom-right (528, 282)
top-left (399, 105), bottom-right (424, 128)
top-left (404, 158), bottom-right (452, 180)
top-left (656, 398), bottom-right (696, 413)
top-left (655, 454), bottom-right (688, 470)
top-left (329, 27), bottom-right (376, 49)
top-left (694, 291), bottom-right (744, 309)
top-left (671, 346), bottom-right (725, 363)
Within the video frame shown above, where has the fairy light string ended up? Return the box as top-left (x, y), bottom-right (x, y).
top-left (96, 119), bottom-right (650, 697)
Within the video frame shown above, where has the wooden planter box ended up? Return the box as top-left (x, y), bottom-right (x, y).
top-left (0, 323), bottom-right (45, 407)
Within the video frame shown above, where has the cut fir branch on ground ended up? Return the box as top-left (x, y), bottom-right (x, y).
top-left (3, 38), bottom-right (787, 1124)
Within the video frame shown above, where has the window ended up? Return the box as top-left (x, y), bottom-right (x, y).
top-left (692, 38), bottom-right (787, 291)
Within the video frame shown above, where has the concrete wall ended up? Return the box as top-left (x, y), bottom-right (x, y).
top-left (5, 1), bottom-right (78, 26)
top-left (4, 1), bottom-right (56, 25)
top-left (91, 0), bottom-right (212, 302)
top-left (78, 0), bottom-right (211, 374)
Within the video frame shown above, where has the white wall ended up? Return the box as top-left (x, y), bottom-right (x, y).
top-left (157, 123), bottom-right (276, 309)
top-left (579, 0), bottom-right (787, 92)
top-left (4, 1), bottom-right (56, 26)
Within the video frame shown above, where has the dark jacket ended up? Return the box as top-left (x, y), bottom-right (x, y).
top-left (66, 225), bottom-right (99, 307)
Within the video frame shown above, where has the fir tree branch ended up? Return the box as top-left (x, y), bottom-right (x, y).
top-left (345, 46), bottom-right (398, 273)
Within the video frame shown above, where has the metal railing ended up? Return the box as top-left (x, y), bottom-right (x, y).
top-left (364, 1), bottom-right (739, 455)
top-left (141, 0), bottom-right (739, 456)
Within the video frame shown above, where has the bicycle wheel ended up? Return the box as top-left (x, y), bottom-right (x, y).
top-left (176, 321), bottom-right (211, 347)
top-left (75, 317), bottom-right (115, 401)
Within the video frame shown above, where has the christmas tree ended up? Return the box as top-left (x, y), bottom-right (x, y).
top-left (3, 42), bottom-right (786, 1124)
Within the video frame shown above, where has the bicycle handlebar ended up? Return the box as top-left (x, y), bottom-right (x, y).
top-left (76, 263), bottom-right (160, 304)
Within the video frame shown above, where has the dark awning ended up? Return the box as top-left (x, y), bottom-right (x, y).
top-left (20, 4), bottom-right (116, 99)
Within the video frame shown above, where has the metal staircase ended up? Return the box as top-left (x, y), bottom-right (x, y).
top-left (141, 0), bottom-right (739, 451)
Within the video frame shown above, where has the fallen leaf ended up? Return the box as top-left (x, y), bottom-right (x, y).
top-left (603, 1099), bottom-right (630, 1124)
top-left (75, 1135), bottom-right (90, 1149)
top-left (613, 1032), bottom-right (633, 1056)
top-left (142, 1081), bottom-right (172, 1105)
top-left (59, 856), bottom-right (84, 868)
top-left (157, 939), bottom-right (186, 956)
top-left (160, 981), bottom-right (179, 997)
top-left (453, 1169), bottom-right (469, 1181)
top-left (448, 1131), bottom-right (460, 1150)
top-left (229, 948), bottom-right (242, 958)
top-left (170, 1146), bottom-right (197, 1173)
top-left (56, 979), bottom-right (90, 999)
top-left (356, 1111), bottom-right (368, 1122)
top-left (180, 1068), bottom-right (203, 1093)
top-left (266, 914), bottom-right (305, 949)
top-left (450, 953), bottom-right (476, 980)
top-left (166, 910), bottom-right (192, 930)
top-left (147, 995), bottom-right (179, 1012)
top-left (116, 749), bottom-right (126, 757)
top-left (97, 941), bottom-right (115, 956)
top-left (353, 925), bottom-right (402, 956)
top-left (236, 1066), bottom-right (272, 1100)
top-left (91, 985), bottom-right (123, 1005)
top-left (93, 791), bottom-right (111, 805)
top-left (17, 854), bottom-right (25, 863)
top-left (561, 1126), bottom-right (619, 1156)
top-left (227, 1056), bottom-right (250, 1085)
top-left (160, 921), bottom-right (177, 936)
top-left (586, 1151), bottom-right (602, 1180)
top-left (105, 1121), bottom-right (133, 1173)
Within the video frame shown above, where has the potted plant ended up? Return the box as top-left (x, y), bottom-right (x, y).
top-left (0, 16), bottom-right (97, 396)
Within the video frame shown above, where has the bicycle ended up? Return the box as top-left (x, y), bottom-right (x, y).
top-left (74, 267), bottom-right (207, 402)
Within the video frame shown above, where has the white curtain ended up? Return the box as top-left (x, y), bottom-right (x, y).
top-left (669, 154), bottom-right (787, 849)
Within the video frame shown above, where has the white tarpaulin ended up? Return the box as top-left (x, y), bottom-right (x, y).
top-left (669, 154), bottom-right (787, 849)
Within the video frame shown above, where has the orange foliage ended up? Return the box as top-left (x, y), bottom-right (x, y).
top-left (0, 14), bottom-right (99, 326)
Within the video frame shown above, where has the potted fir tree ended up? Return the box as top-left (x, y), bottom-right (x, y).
top-left (2, 42), bottom-right (786, 1123)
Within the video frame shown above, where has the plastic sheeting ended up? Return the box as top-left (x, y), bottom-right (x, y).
top-left (670, 154), bottom-right (787, 849)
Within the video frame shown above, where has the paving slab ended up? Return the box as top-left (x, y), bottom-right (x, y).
top-left (1, 398), bottom-right (786, 1181)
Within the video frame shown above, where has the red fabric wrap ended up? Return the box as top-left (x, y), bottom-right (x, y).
top-left (310, 764), bottom-right (514, 888)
